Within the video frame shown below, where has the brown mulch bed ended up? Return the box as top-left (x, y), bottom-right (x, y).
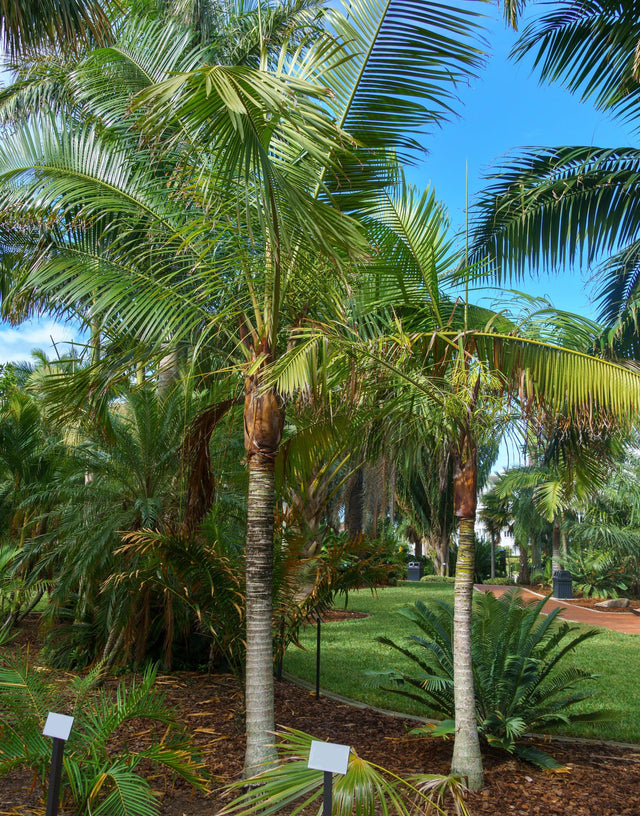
top-left (3, 616), bottom-right (640, 815)
top-left (316, 609), bottom-right (369, 622)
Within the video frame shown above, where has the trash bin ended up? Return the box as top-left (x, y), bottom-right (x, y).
top-left (553, 569), bottom-right (572, 599)
top-left (407, 561), bottom-right (424, 581)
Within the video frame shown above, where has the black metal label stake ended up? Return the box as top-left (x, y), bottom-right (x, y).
top-left (42, 712), bottom-right (74, 816)
top-left (323, 770), bottom-right (332, 816)
top-left (315, 614), bottom-right (321, 699)
top-left (308, 740), bottom-right (351, 816)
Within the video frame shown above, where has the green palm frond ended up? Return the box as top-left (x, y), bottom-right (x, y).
top-left (567, 518), bottom-right (640, 556)
top-left (73, 14), bottom-right (208, 125)
top-left (358, 179), bottom-right (455, 315)
top-left (0, 0), bottom-right (111, 56)
top-left (512, 0), bottom-right (640, 127)
top-left (325, 0), bottom-right (486, 156)
top-left (470, 145), bottom-right (640, 280)
top-left (221, 727), bottom-right (460, 816)
top-left (593, 239), bottom-right (640, 325)
top-left (0, 55), bottom-right (76, 124)
top-left (463, 329), bottom-right (640, 420)
top-left (86, 762), bottom-right (160, 816)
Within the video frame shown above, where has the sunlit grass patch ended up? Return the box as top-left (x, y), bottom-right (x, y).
top-left (283, 583), bottom-right (640, 743)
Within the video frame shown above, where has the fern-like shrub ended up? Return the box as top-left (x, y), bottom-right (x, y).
top-left (483, 576), bottom-right (516, 586)
top-left (0, 651), bottom-right (207, 815)
top-left (370, 589), bottom-right (608, 768)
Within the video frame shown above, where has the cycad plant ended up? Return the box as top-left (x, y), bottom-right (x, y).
top-left (372, 589), bottom-right (606, 768)
top-left (0, 656), bottom-right (207, 816)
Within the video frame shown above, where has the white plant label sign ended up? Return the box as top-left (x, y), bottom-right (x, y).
top-left (43, 712), bottom-right (74, 742)
top-left (308, 740), bottom-right (350, 775)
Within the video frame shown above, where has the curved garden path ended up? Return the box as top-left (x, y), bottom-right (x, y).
top-left (476, 585), bottom-right (640, 634)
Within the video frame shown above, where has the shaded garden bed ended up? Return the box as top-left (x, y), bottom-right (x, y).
top-left (3, 616), bottom-right (640, 815)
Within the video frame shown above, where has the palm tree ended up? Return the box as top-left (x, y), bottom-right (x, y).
top-left (478, 478), bottom-right (511, 579)
top-left (275, 176), bottom-right (640, 789)
top-left (0, 0), bottom-right (488, 776)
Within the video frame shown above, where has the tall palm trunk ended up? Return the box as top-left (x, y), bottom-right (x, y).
top-left (552, 518), bottom-right (562, 574)
top-left (490, 532), bottom-right (497, 579)
top-left (518, 541), bottom-right (531, 584)
top-left (345, 466), bottom-right (364, 538)
top-left (242, 375), bottom-right (283, 777)
top-left (450, 432), bottom-right (483, 791)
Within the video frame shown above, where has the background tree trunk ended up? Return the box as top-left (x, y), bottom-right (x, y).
top-left (490, 533), bottom-right (496, 579)
top-left (518, 544), bottom-right (530, 585)
top-left (345, 466), bottom-right (364, 538)
top-left (552, 519), bottom-right (562, 574)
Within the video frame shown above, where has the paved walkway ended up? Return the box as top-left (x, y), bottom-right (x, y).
top-left (475, 585), bottom-right (640, 635)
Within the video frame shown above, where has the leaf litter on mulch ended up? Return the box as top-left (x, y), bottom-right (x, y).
top-left (2, 617), bottom-right (640, 815)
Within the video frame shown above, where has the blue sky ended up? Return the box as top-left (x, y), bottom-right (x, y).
top-left (410, 7), bottom-right (633, 319)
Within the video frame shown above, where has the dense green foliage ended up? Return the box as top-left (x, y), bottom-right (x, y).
top-left (0, 647), bottom-right (207, 815)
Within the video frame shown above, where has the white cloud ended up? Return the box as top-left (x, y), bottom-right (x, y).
top-left (0, 318), bottom-right (84, 364)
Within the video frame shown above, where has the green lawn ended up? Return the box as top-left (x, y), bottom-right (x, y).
top-left (283, 582), bottom-right (640, 743)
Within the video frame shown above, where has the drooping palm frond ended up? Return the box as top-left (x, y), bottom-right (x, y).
top-left (465, 329), bottom-right (640, 421)
top-left (470, 145), bottom-right (640, 281)
top-left (0, 119), bottom-right (246, 352)
top-left (0, 54), bottom-right (79, 124)
top-left (138, 62), bottom-right (366, 257)
top-left (324, 0), bottom-right (487, 158)
top-left (73, 14), bottom-right (208, 126)
top-left (568, 518), bottom-right (640, 557)
top-left (512, 0), bottom-right (640, 128)
top-left (220, 727), bottom-right (466, 816)
top-left (0, 0), bottom-right (111, 56)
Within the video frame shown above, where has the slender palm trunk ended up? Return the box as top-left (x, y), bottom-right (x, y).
top-left (242, 378), bottom-right (283, 777)
top-left (450, 434), bottom-right (483, 791)
top-left (552, 519), bottom-right (562, 574)
top-left (561, 518), bottom-right (568, 565)
top-left (451, 516), bottom-right (483, 790)
top-left (345, 466), bottom-right (364, 538)
top-left (490, 534), bottom-right (496, 580)
top-left (518, 542), bottom-right (530, 584)
top-left (244, 450), bottom-right (278, 776)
